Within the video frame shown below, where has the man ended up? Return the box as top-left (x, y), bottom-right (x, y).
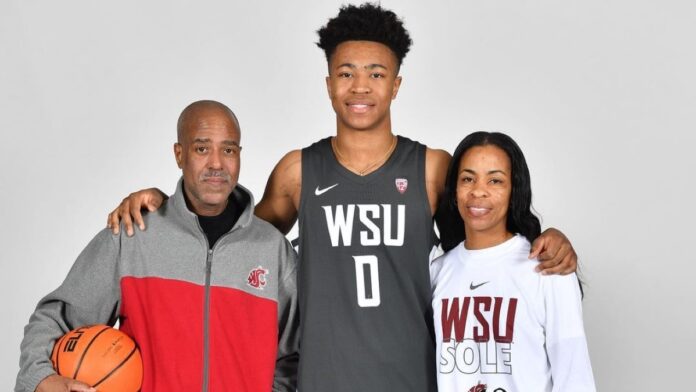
top-left (107, 4), bottom-right (577, 392)
top-left (16, 100), bottom-right (298, 392)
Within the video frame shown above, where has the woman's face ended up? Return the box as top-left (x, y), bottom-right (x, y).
top-left (456, 145), bottom-right (513, 241)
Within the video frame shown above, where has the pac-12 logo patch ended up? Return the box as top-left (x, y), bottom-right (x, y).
top-left (247, 266), bottom-right (269, 289)
top-left (395, 178), bottom-right (408, 194)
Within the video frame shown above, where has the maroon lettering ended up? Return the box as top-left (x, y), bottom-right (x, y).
top-left (473, 297), bottom-right (491, 342)
top-left (441, 297), bottom-right (470, 342)
top-left (493, 297), bottom-right (517, 343)
top-left (441, 297), bottom-right (519, 344)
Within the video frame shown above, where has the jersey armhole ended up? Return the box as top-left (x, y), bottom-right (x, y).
top-left (416, 142), bottom-right (436, 249)
top-left (298, 148), bottom-right (309, 226)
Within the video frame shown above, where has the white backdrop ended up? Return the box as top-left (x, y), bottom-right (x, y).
top-left (2, 0), bottom-right (695, 390)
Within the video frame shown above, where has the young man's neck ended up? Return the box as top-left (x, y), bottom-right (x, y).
top-left (334, 127), bottom-right (395, 161)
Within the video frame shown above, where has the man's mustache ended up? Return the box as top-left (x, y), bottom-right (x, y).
top-left (200, 171), bottom-right (231, 181)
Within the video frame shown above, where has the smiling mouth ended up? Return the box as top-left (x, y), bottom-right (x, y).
top-left (347, 103), bottom-right (373, 113)
top-left (467, 207), bottom-right (491, 217)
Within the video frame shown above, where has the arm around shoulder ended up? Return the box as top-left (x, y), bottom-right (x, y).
top-left (255, 150), bottom-right (302, 235)
top-left (107, 187), bottom-right (167, 236)
top-left (531, 228), bottom-right (578, 275)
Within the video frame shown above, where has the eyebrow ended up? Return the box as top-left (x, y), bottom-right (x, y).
top-left (193, 138), bottom-right (240, 147)
top-left (461, 168), bottom-right (508, 175)
top-left (335, 63), bottom-right (388, 71)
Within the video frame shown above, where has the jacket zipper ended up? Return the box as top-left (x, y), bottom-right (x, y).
top-left (202, 247), bottom-right (213, 391)
top-left (199, 221), bottom-right (240, 391)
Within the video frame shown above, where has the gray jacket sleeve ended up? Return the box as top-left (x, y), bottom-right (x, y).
top-left (272, 239), bottom-right (300, 392)
top-left (15, 229), bottom-right (122, 392)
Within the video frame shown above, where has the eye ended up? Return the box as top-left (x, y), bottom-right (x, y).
top-left (224, 147), bottom-right (239, 155)
top-left (459, 176), bottom-right (474, 184)
top-left (338, 72), bottom-right (352, 78)
top-left (371, 73), bottom-right (385, 79)
top-left (489, 178), bottom-right (504, 185)
top-left (195, 146), bottom-right (208, 154)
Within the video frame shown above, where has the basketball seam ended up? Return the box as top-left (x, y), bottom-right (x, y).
top-left (92, 345), bottom-right (138, 388)
top-left (72, 326), bottom-right (111, 380)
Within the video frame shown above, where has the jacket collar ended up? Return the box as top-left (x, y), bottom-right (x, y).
top-left (169, 177), bottom-right (255, 231)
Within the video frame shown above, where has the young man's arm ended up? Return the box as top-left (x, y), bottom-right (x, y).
top-left (425, 147), bottom-right (451, 217)
top-left (254, 150), bottom-right (302, 234)
top-left (107, 188), bottom-right (168, 236)
top-left (272, 239), bottom-right (300, 392)
top-left (424, 146), bottom-right (578, 274)
top-left (530, 229), bottom-right (578, 274)
top-left (16, 230), bottom-right (121, 392)
top-left (106, 150), bottom-right (302, 236)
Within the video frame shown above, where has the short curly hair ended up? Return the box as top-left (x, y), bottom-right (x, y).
top-left (316, 3), bottom-right (413, 67)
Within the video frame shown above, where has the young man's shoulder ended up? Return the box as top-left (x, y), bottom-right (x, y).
top-left (274, 149), bottom-right (302, 175)
top-left (425, 146), bottom-right (451, 166)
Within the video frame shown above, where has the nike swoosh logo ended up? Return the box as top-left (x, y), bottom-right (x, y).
top-left (470, 281), bottom-right (489, 290)
top-left (315, 183), bottom-right (339, 196)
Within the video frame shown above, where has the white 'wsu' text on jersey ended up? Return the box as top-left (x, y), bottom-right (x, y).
top-left (322, 204), bottom-right (406, 247)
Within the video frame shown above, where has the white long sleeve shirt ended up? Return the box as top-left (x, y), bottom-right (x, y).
top-left (430, 235), bottom-right (596, 392)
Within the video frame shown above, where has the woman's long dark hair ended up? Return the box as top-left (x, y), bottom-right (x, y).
top-left (437, 132), bottom-right (541, 252)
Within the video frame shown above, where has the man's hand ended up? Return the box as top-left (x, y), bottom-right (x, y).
top-left (36, 374), bottom-right (96, 392)
top-left (107, 188), bottom-right (167, 236)
top-left (529, 228), bottom-right (577, 275)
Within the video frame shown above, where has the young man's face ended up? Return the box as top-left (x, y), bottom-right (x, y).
top-left (326, 40), bottom-right (402, 133)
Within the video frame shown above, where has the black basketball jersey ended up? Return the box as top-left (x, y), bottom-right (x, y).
top-left (297, 136), bottom-right (437, 392)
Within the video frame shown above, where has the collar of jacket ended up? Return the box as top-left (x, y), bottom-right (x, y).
top-left (168, 177), bottom-right (255, 233)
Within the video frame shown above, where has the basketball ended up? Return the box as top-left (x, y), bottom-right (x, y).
top-left (50, 325), bottom-right (142, 392)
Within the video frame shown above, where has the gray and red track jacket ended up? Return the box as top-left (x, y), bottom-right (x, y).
top-left (16, 179), bottom-right (299, 392)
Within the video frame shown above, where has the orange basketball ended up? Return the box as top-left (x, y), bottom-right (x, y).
top-left (50, 325), bottom-right (142, 392)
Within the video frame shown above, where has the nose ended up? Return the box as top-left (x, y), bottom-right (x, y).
top-left (207, 148), bottom-right (223, 170)
top-left (351, 73), bottom-right (371, 94)
top-left (470, 182), bottom-right (488, 198)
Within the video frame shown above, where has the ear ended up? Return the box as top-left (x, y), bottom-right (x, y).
top-left (174, 143), bottom-right (183, 168)
top-left (391, 76), bottom-right (402, 100)
top-left (325, 76), bottom-right (333, 99)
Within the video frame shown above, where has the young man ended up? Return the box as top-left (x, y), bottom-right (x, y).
top-left (108, 4), bottom-right (577, 391)
top-left (16, 101), bottom-right (299, 392)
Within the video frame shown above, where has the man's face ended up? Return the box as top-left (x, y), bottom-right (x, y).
top-left (326, 40), bottom-right (402, 133)
top-left (174, 109), bottom-right (241, 216)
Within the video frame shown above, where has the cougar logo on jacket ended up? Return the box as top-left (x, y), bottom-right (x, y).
top-left (247, 266), bottom-right (269, 289)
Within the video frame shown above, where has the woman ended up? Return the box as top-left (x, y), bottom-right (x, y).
top-left (431, 132), bottom-right (595, 392)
